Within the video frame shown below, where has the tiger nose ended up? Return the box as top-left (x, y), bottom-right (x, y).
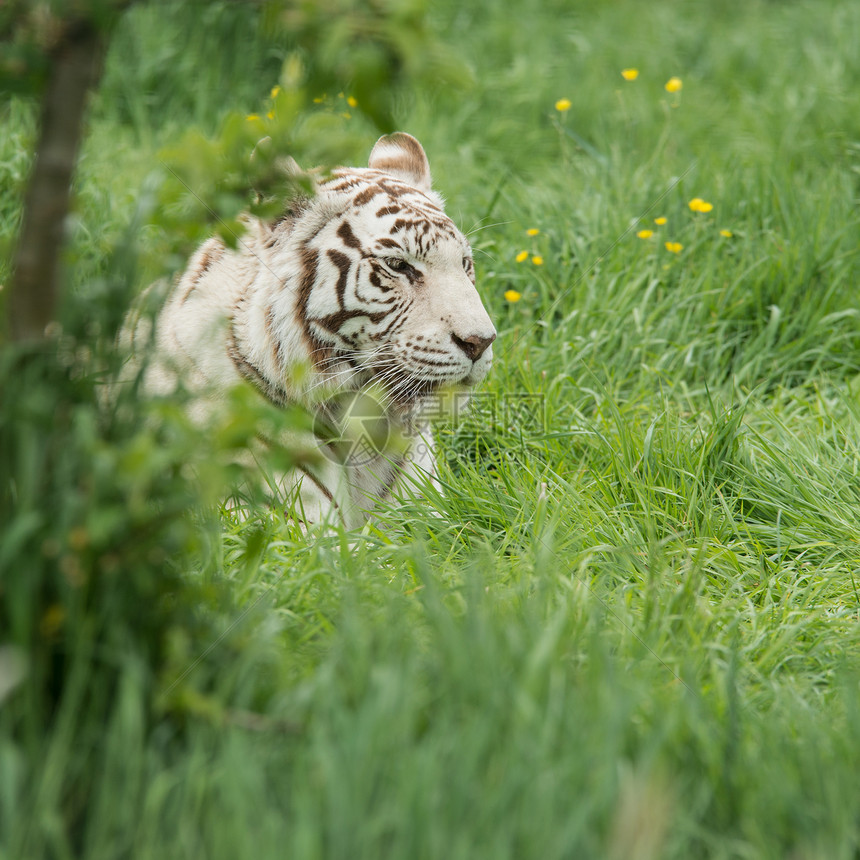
top-left (451, 331), bottom-right (496, 362)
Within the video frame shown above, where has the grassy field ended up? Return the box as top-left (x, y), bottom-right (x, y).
top-left (3, 0), bottom-right (860, 857)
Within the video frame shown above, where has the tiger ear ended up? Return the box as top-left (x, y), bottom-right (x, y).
top-left (368, 132), bottom-right (432, 192)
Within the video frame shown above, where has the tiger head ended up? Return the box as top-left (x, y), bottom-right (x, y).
top-left (264, 133), bottom-right (496, 408)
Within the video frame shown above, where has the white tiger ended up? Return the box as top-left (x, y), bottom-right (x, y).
top-left (135, 133), bottom-right (495, 527)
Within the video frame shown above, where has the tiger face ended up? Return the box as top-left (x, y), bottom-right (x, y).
top-left (267, 133), bottom-right (496, 407)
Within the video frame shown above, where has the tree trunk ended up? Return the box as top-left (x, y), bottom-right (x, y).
top-left (7, 22), bottom-right (106, 343)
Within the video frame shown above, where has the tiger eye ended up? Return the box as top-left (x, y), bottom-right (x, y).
top-left (383, 257), bottom-right (419, 279)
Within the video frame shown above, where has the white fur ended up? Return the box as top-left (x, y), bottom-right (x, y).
top-left (129, 134), bottom-right (495, 528)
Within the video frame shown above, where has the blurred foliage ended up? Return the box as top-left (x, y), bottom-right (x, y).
top-left (265, 0), bottom-right (470, 131)
top-left (0, 340), bottom-right (210, 846)
top-left (0, 0), bottom-right (130, 96)
top-left (0, 329), bottom-right (330, 852)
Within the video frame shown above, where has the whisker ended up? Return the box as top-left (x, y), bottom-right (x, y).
top-left (465, 218), bottom-right (513, 238)
top-left (301, 342), bottom-right (395, 400)
top-left (472, 247), bottom-right (497, 263)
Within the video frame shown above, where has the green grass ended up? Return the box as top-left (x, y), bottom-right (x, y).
top-left (4, 0), bottom-right (860, 857)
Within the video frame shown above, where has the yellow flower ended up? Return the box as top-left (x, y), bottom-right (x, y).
top-left (313, 95), bottom-right (326, 104)
top-left (665, 77), bottom-right (683, 93)
top-left (688, 197), bottom-right (714, 213)
top-left (621, 68), bottom-right (639, 81)
top-left (270, 85), bottom-right (281, 98)
top-left (40, 604), bottom-right (66, 638)
top-left (526, 228), bottom-right (540, 236)
top-left (654, 217), bottom-right (667, 225)
top-left (720, 229), bottom-right (733, 238)
top-left (266, 111), bottom-right (275, 119)
top-left (532, 256), bottom-right (544, 266)
top-left (665, 241), bottom-right (683, 254)
top-left (504, 290), bottom-right (522, 303)
top-left (515, 250), bottom-right (529, 263)
top-left (246, 114), bottom-right (260, 121)
top-left (555, 98), bottom-right (572, 112)
top-left (346, 95), bottom-right (358, 108)
top-left (637, 229), bottom-right (654, 239)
